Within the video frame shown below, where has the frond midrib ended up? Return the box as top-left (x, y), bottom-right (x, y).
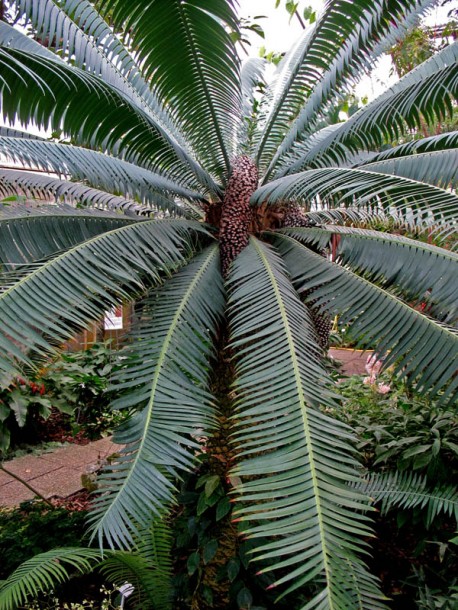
top-left (0, 216), bottom-right (159, 301)
top-left (251, 237), bottom-right (334, 607)
top-left (176, 2), bottom-right (230, 174)
top-left (93, 244), bottom-right (220, 544)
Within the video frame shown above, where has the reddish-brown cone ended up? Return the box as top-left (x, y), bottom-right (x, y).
top-left (219, 156), bottom-right (259, 277)
top-left (283, 202), bottom-right (314, 228)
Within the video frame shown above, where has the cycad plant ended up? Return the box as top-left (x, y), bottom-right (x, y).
top-left (0, 0), bottom-right (457, 608)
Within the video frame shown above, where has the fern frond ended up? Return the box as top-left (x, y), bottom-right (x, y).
top-left (359, 471), bottom-right (458, 528)
top-left (0, 169), bottom-right (195, 219)
top-left (279, 226), bottom-right (458, 323)
top-left (100, 520), bottom-right (173, 610)
top-left (252, 166), bottom-right (458, 235)
top-left (272, 233), bottom-right (458, 404)
top-left (0, 548), bottom-right (104, 610)
top-left (0, 219), bottom-right (203, 376)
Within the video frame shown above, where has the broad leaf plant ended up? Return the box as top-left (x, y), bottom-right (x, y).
top-left (0, 1), bottom-right (457, 608)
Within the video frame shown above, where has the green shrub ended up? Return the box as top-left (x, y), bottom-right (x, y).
top-left (330, 373), bottom-right (458, 483)
top-left (330, 372), bottom-right (458, 608)
top-left (0, 501), bottom-right (89, 579)
top-left (44, 342), bottom-right (127, 440)
top-left (0, 342), bottom-right (128, 454)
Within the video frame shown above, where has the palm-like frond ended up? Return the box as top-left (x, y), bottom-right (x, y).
top-left (252, 167), bottom-right (458, 234)
top-left (273, 233), bottom-right (458, 403)
top-left (301, 207), bottom-right (456, 244)
top-left (0, 522), bottom-right (174, 610)
top-left (0, 126), bottom-right (44, 140)
top-left (360, 150), bottom-right (458, 190)
top-left (0, 168), bottom-right (192, 219)
top-left (90, 245), bottom-right (224, 548)
top-left (358, 471), bottom-right (458, 528)
top-left (280, 226), bottom-right (458, 323)
top-left (0, 23), bottom-right (217, 194)
top-left (0, 530), bottom-right (173, 610)
top-left (34, 0), bottom-right (158, 101)
top-left (15, 0), bottom-right (164, 111)
top-left (254, 0), bottom-right (438, 177)
top-left (227, 238), bottom-right (385, 608)
top-left (11, 0), bottom-right (210, 184)
top-left (239, 57), bottom-right (266, 154)
top-left (279, 41), bottom-right (458, 175)
top-left (94, 0), bottom-right (241, 180)
top-left (101, 521), bottom-right (173, 610)
top-left (0, 219), bottom-right (202, 376)
top-left (0, 209), bottom-right (135, 266)
top-left (355, 130), bottom-right (458, 164)
top-left (0, 548), bottom-right (104, 610)
top-left (0, 137), bottom-right (204, 215)
top-left (135, 521), bottom-right (173, 610)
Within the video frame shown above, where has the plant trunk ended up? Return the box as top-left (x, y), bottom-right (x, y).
top-left (190, 330), bottom-right (240, 610)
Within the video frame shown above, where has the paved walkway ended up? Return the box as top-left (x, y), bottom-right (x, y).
top-left (328, 347), bottom-right (371, 376)
top-left (0, 349), bottom-right (370, 508)
top-left (0, 437), bottom-right (121, 508)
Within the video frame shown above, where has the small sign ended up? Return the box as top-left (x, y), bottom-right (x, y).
top-left (104, 305), bottom-right (123, 330)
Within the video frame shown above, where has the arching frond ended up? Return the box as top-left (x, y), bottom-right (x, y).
top-left (356, 130), bottom-right (458, 164)
top-left (100, 521), bottom-right (173, 610)
top-left (14, 0), bottom-right (162, 109)
top-left (39, 0), bottom-right (159, 102)
top-left (252, 166), bottom-right (458, 234)
top-left (11, 0), bottom-right (209, 184)
top-left (0, 209), bottom-right (136, 268)
top-left (0, 19), bottom-right (56, 58)
top-left (94, 0), bottom-right (242, 180)
top-left (280, 41), bottom-right (458, 175)
top-left (135, 521), bottom-right (173, 610)
top-left (238, 57), bottom-right (266, 154)
top-left (90, 246), bottom-right (224, 549)
top-left (359, 471), bottom-right (458, 528)
top-left (0, 138), bottom-right (205, 213)
top-left (0, 168), bottom-right (199, 219)
top-left (360, 149), bottom-right (458, 190)
top-left (254, 0), bottom-right (438, 177)
top-left (279, 226), bottom-right (458, 323)
top-left (0, 25), bottom-right (218, 194)
top-left (302, 207), bottom-right (456, 244)
top-left (227, 238), bottom-right (385, 608)
top-left (0, 126), bottom-right (44, 140)
top-left (273, 233), bottom-right (458, 403)
top-left (0, 548), bottom-right (105, 610)
top-left (0, 219), bottom-right (203, 376)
